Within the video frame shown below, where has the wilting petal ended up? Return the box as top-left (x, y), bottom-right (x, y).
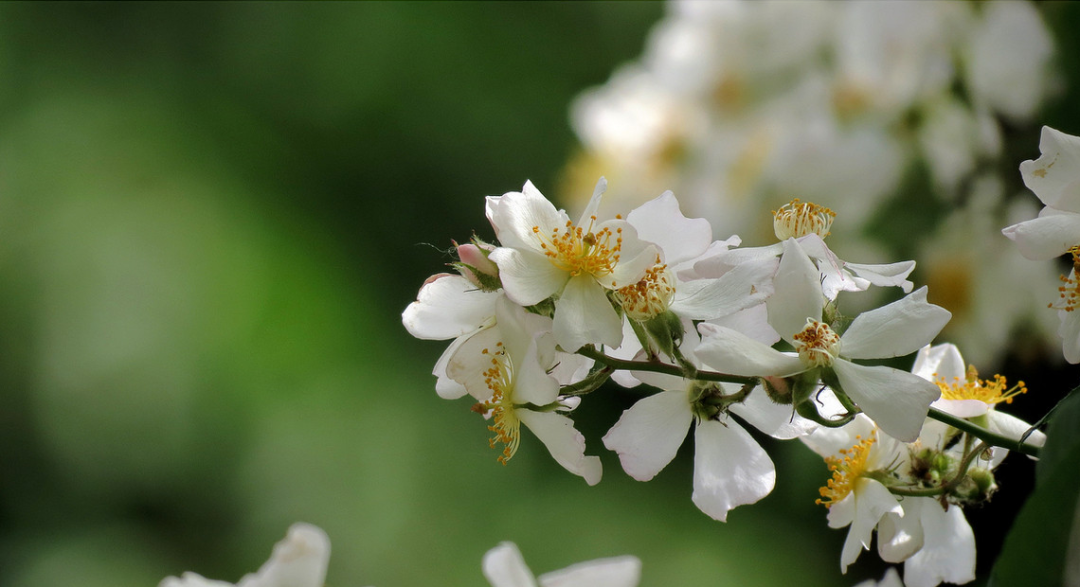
top-left (845, 260), bottom-right (916, 293)
top-left (840, 287), bottom-right (951, 360)
top-left (603, 390), bottom-right (694, 481)
top-left (833, 360), bottom-right (940, 442)
top-left (518, 410), bottom-right (602, 486)
top-left (691, 418), bottom-right (776, 522)
top-left (1001, 207), bottom-right (1080, 261)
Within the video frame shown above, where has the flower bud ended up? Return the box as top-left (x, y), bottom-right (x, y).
top-left (455, 242), bottom-right (501, 291)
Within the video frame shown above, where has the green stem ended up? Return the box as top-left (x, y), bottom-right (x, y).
top-left (559, 365), bottom-right (614, 396)
top-left (576, 346), bottom-right (757, 386)
top-left (926, 408), bottom-right (1040, 458)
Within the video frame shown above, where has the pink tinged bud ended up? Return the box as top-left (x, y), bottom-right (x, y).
top-left (457, 243), bottom-right (499, 277)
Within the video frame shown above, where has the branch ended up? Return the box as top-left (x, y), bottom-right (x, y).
top-left (927, 407), bottom-right (1041, 458)
top-left (575, 346), bottom-right (758, 386)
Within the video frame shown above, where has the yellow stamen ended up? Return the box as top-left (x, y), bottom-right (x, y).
top-left (1049, 246), bottom-right (1080, 312)
top-left (935, 365), bottom-right (1027, 406)
top-left (773, 198), bottom-right (836, 240)
top-left (532, 216), bottom-right (622, 278)
top-left (474, 342), bottom-right (521, 465)
top-left (615, 258), bottom-right (674, 321)
top-left (792, 319), bottom-right (841, 368)
top-left (817, 433), bottom-right (876, 508)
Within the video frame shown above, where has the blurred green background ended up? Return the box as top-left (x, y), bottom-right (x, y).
top-left (0, 3), bottom-right (1069, 586)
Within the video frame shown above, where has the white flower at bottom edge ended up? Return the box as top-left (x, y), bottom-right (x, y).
top-left (483, 542), bottom-right (641, 587)
top-left (876, 496), bottom-right (975, 587)
top-left (159, 523), bottom-right (331, 587)
top-left (603, 363), bottom-right (815, 522)
top-left (853, 568), bottom-right (905, 587)
top-left (801, 415), bottom-right (908, 574)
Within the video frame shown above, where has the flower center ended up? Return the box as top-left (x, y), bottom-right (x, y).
top-left (472, 343), bottom-right (521, 465)
top-left (615, 261), bottom-right (674, 321)
top-left (532, 216), bottom-right (623, 278)
top-left (792, 319), bottom-right (841, 368)
top-left (935, 365), bottom-right (1027, 406)
top-left (1049, 246), bottom-right (1080, 312)
top-left (817, 433), bottom-right (876, 509)
top-left (773, 198), bottom-right (836, 240)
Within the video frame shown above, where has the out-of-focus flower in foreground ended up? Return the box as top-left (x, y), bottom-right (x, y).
top-left (159, 523), bottom-right (331, 587)
top-left (482, 541), bottom-right (641, 587)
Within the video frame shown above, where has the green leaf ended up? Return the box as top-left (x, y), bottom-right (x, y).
top-left (1036, 386), bottom-right (1080, 487)
top-left (990, 392), bottom-right (1080, 587)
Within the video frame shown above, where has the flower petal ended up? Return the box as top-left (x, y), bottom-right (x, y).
top-left (538, 556), bottom-right (642, 587)
top-left (840, 479), bottom-right (902, 573)
top-left (877, 508), bottom-right (924, 564)
top-left (902, 499), bottom-right (976, 587)
top-left (833, 360), bottom-right (940, 442)
top-left (486, 182), bottom-right (568, 253)
top-left (728, 389), bottom-right (814, 440)
top-left (1059, 300), bottom-right (1080, 364)
top-left (691, 418), bottom-right (776, 522)
top-left (518, 410), bottom-right (602, 486)
top-left (402, 275), bottom-right (499, 340)
top-left (766, 238), bottom-right (824, 341)
top-left (553, 275), bottom-right (623, 351)
top-left (1002, 209), bottom-right (1080, 261)
top-left (845, 260), bottom-right (916, 293)
top-left (1020, 126), bottom-right (1080, 212)
top-left (911, 343), bottom-right (965, 382)
top-left (482, 542), bottom-right (539, 587)
top-left (489, 247), bottom-right (569, 306)
top-left (235, 523), bottom-right (330, 587)
top-left (603, 390), bottom-right (694, 481)
top-left (696, 324), bottom-right (806, 377)
top-left (671, 256), bottom-right (777, 320)
top-left (433, 334), bottom-right (469, 399)
top-left (626, 190), bottom-right (713, 265)
top-left (840, 287), bottom-right (952, 360)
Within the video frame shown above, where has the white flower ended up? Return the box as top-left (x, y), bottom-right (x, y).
top-left (1002, 126), bottom-right (1080, 261)
top-left (912, 343), bottom-right (1046, 467)
top-left (1003, 126), bottom-right (1080, 362)
top-left (603, 356), bottom-right (814, 521)
top-left (486, 179), bottom-right (659, 352)
top-left (403, 273), bottom-right (502, 399)
top-left (696, 238), bottom-right (950, 441)
top-left (876, 496), bottom-right (976, 587)
top-left (449, 296), bottom-right (602, 485)
top-left (802, 415), bottom-right (907, 573)
top-left (159, 523), bottom-right (331, 587)
top-left (483, 542), bottom-right (641, 587)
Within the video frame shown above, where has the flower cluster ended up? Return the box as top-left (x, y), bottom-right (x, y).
top-left (566, 0), bottom-right (1059, 367)
top-left (404, 178), bottom-right (1050, 585)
